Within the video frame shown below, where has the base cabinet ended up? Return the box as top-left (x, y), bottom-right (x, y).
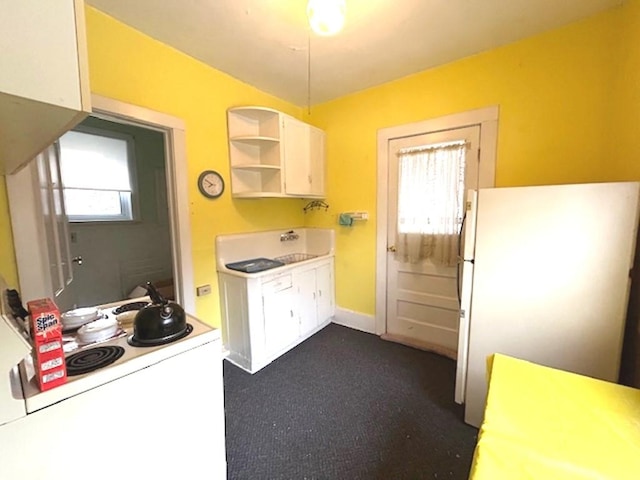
top-left (219, 257), bottom-right (335, 373)
top-left (294, 262), bottom-right (334, 334)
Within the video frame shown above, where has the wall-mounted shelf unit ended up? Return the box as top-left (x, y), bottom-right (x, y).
top-left (227, 106), bottom-right (326, 199)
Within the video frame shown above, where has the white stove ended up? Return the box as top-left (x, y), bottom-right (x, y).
top-left (0, 291), bottom-right (227, 479)
top-left (19, 298), bottom-right (216, 413)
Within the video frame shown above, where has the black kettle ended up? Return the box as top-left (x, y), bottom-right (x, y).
top-left (128, 282), bottom-right (191, 346)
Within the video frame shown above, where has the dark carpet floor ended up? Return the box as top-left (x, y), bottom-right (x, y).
top-left (223, 324), bottom-right (479, 480)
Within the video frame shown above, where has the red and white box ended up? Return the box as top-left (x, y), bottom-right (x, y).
top-left (27, 298), bottom-right (67, 391)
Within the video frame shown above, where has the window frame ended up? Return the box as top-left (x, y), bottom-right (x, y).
top-left (59, 124), bottom-right (140, 223)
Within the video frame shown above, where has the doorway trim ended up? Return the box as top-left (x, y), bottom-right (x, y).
top-left (91, 94), bottom-right (195, 313)
top-left (375, 106), bottom-right (499, 335)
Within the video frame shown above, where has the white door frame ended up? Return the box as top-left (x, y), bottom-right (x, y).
top-left (375, 106), bottom-right (499, 335)
top-left (90, 95), bottom-right (195, 313)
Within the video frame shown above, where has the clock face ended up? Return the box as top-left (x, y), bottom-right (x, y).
top-left (198, 170), bottom-right (225, 199)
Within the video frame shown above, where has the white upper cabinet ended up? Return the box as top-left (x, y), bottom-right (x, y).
top-left (282, 116), bottom-right (325, 197)
top-left (0, 0), bottom-right (90, 174)
top-left (227, 106), bottom-right (326, 199)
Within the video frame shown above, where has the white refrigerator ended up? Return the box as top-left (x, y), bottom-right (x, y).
top-left (455, 182), bottom-right (640, 428)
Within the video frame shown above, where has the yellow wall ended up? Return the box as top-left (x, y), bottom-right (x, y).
top-left (0, 177), bottom-right (17, 287)
top-left (2, 3), bottom-right (639, 325)
top-left (609, 0), bottom-right (640, 180)
top-left (305, 3), bottom-right (638, 316)
top-left (85, 7), bottom-right (310, 326)
top-left (0, 7), bottom-right (306, 325)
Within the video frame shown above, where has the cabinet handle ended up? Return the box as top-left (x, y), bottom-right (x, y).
top-left (290, 310), bottom-right (293, 317)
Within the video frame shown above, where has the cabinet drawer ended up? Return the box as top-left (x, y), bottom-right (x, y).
top-left (262, 274), bottom-right (292, 294)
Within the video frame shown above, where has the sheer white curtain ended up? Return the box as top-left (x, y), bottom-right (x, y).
top-left (395, 141), bottom-right (466, 266)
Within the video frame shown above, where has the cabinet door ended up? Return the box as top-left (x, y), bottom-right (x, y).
top-left (0, 0), bottom-right (84, 108)
top-left (263, 280), bottom-right (298, 357)
top-left (308, 126), bottom-right (326, 197)
top-left (7, 145), bottom-right (73, 303)
top-left (283, 116), bottom-right (311, 196)
top-left (36, 144), bottom-right (73, 296)
top-left (0, 0), bottom-right (90, 174)
top-left (296, 269), bottom-right (318, 333)
top-left (316, 263), bottom-right (335, 324)
top-left (283, 117), bottom-right (326, 197)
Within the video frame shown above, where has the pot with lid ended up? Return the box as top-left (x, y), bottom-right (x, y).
top-left (127, 282), bottom-right (192, 347)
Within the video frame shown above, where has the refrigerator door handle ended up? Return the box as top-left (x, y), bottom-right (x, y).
top-left (455, 261), bottom-right (474, 404)
top-left (455, 190), bottom-right (478, 405)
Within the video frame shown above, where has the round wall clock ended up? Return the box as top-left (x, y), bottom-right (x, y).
top-left (197, 170), bottom-right (225, 199)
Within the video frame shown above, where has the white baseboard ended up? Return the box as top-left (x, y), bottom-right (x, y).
top-left (332, 307), bottom-right (376, 334)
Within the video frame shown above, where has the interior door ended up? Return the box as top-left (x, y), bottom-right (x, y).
top-left (385, 126), bottom-right (480, 357)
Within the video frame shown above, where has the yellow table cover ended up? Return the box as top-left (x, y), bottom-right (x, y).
top-left (469, 354), bottom-right (640, 480)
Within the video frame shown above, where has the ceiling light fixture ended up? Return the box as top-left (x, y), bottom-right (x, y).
top-left (307, 0), bottom-right (346, 36)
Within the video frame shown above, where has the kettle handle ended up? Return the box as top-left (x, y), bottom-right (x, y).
top-left (145, 282), bottom-right (167, 305)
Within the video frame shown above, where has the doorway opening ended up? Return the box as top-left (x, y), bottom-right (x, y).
top-left (87, 95), bottom-right (195, 313)
top-left (375, 106), bottom-right (498, 357)
top-left (55, 116), bottom-right (174, 311)
top-left (7, 96), bottom-right (194, 313)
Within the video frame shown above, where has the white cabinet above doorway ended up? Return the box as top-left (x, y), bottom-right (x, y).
top-left (226, 107), bottom-right (326, 199)
top-left (0, 0), bottom-right (91, 174)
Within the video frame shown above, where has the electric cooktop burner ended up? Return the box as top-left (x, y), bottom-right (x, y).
top-left (112, 301), bottom-right (149, 315)
top-left (66, 345), bottom-right (125, 376)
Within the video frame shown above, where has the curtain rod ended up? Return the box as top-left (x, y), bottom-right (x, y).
top-left (397, 140), bottom-right (469, 156)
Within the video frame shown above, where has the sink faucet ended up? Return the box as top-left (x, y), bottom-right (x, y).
top-left (280, 230), bottom-right (299, 242)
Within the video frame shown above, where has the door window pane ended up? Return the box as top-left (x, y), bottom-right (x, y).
top-left (397, 141), bottom-right (466, 235)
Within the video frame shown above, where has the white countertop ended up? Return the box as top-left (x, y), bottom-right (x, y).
top-left (217, 252), bottom-right (334, 279)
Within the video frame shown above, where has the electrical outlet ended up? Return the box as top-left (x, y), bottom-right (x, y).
top-left (196, 284), bottom-right (211, 296)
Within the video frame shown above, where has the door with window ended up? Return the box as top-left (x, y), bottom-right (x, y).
top-left (385, 126), bottom-right (480, 357)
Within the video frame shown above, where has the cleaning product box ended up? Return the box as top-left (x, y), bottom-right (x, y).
top-left (27, 298), bottom-right (67, 391)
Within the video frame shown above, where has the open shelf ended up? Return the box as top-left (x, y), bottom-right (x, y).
top-left (230, 136), bottom-right (279, 145)
top-left (227, 107), bottom-right (280, 139)
top-left (231, 164), bottom-right (281, 171)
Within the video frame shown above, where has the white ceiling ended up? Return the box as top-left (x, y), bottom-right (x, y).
top-left (86, 0), bottom-right (622, 106)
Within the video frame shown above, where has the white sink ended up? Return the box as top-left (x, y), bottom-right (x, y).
top-left (215, 228), bottom-right (334, 273)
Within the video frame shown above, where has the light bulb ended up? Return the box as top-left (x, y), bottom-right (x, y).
top-left (307, 0), bottom-right (346, 36)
